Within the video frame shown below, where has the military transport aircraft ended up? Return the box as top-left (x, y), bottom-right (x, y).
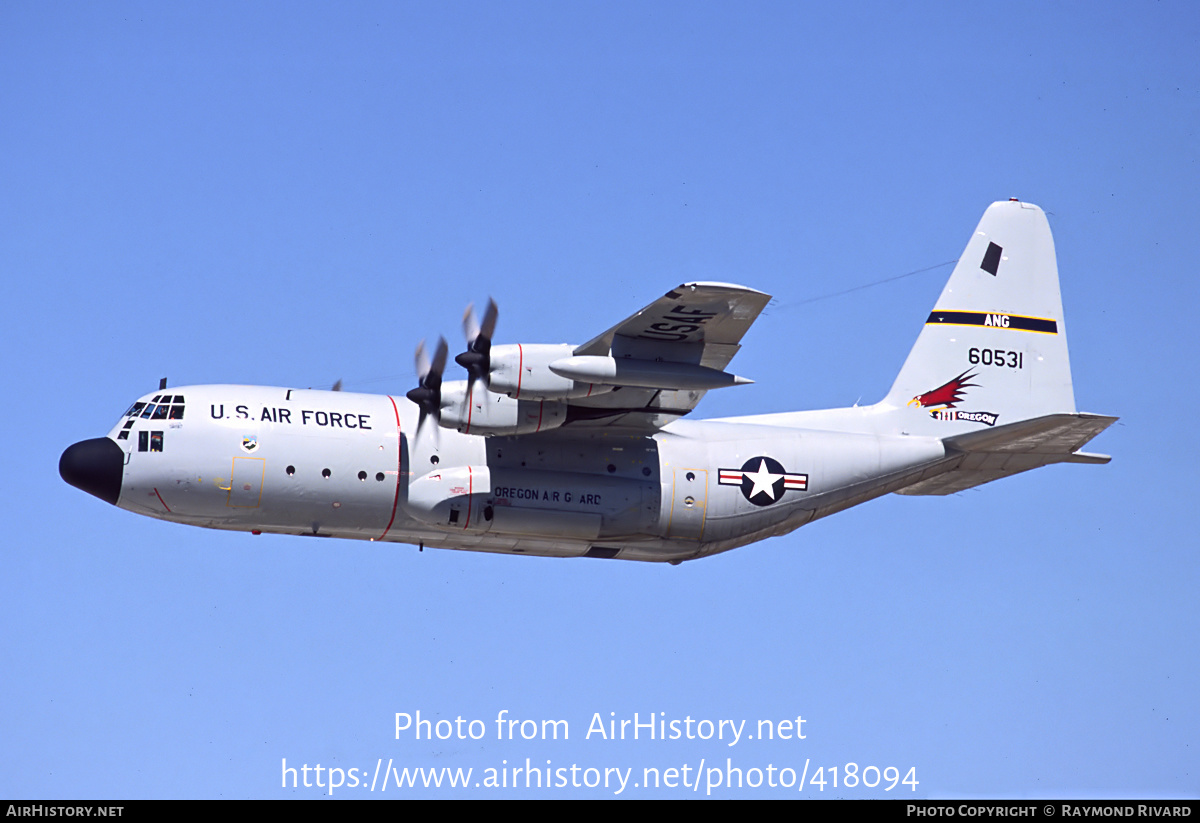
top-left (60, 200), bottom-right (1115, 563)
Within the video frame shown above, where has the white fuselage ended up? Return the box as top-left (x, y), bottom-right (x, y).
top-left (100, 384), bottom-right (945, 562)
top-left (62, 202), bottom-right (1112, 562)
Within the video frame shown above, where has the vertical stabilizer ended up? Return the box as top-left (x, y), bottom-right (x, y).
top-left (881, 200), bottom-right (1076, 435)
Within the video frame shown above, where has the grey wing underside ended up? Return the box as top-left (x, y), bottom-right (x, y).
top-left (563, 282), bottom-right (771, 430)
top-left (895, 413), bottom-right (1118, 496)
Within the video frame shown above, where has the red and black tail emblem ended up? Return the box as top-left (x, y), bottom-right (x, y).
top-left (909, 371), bottom-right (978, 410)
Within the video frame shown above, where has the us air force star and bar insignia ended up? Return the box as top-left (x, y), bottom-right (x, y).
top-left (719, 457), bottom-right (808, 506)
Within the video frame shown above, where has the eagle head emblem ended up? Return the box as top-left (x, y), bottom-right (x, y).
top-left (909, 371), bottom-right (978, 410)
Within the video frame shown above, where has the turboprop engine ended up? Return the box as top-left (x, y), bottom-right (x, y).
top-left (437, 381), bottom-right (569, 436)
top-left (486, 343), bottom-right (612, 400)
top-left (409, 295), bottom-right (752, 437)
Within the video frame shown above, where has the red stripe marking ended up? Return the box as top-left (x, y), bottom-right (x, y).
top-left (463, 466), bottom-right (473, 530)
top-left (376, 396), bottom-right (403, 541)
top-left (517, 344), bottom-right (523, 398)
top-left (153, 488), bottom-right (172, 513)
top-left (536, 400), bottom-right (544, 432)
top-left (466, 384), bottom-right (473, 434)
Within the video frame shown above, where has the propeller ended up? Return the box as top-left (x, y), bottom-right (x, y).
top-left (455, 298), bottom-right (498, 388)
top-left (406, 336), bottom-right (448, 433)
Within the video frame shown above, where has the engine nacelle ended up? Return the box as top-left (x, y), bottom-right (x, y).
top-left (549, 355), bottom-right (751, 390)
top-left (487, 343), bottom-right (615, 401)
top-left (439, 381), bottom-right (568, 436)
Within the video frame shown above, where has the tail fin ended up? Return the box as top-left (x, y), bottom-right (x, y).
top-left (882, 199), bottom-right (1076, 434)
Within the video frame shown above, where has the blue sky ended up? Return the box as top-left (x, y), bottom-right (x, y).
top-left (3, 1), bottom-right (1197, 798)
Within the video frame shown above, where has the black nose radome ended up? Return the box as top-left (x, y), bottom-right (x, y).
top-left (60, 437), bottom-right (124, 505)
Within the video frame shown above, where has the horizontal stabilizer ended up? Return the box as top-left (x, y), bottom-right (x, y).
top-left (896, 413), bottom-right (1118, 496)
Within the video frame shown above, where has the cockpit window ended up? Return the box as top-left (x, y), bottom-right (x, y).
top-left (128, 396), bottom-right (186, 420)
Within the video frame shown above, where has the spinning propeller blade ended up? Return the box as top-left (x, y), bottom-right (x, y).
top-left (455, 298), bottom-right (498, 388)
top-left (406, 337), bottom-right (448, 434)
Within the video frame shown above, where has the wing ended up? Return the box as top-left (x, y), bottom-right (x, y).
top-left (564, 282), bottom-right (771, 430)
